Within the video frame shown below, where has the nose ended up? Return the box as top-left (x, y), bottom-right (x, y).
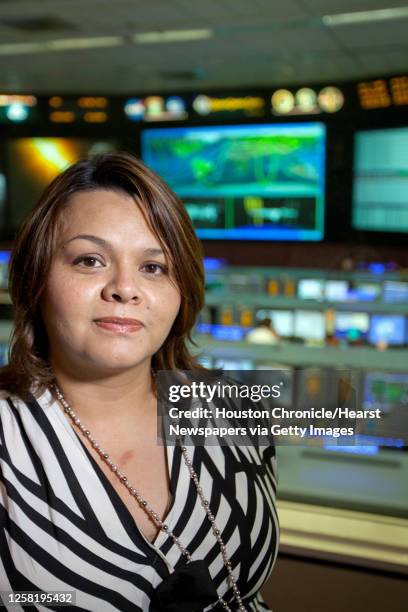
top-left (101, 267), bottom-right (141, 304)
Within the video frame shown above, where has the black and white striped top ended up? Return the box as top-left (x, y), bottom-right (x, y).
top-left (0, 387), bottom-right (279, 611)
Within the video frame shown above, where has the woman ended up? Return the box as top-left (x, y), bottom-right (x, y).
top-left (0, 152), bottom-right (279, 611)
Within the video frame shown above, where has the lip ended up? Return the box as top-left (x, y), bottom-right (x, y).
top-left (94, 317), bottom-right (144, 325)
top-left (94, 317), bottom-right (144, 333)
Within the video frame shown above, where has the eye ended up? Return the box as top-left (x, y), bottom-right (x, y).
top-left (142, 262), bottom-right (168, 275)
top-left (73, 255), bottom-right (104, 268)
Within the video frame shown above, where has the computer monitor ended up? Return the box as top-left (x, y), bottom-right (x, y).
top-left (0, 251), bottom-right (11, 290)
top-left (196, 355), bottom-right (213, 369)
top-left (0, 163), bottom-right (5, 230)
top-left (352, 127), bottom-right (408, 234)
top-left (5, 137), bottom-right (117, 230)
top-left (363, 371), bottom-right (408, 412)
top-left (369, 315), bottom-right (407, 346)
top-left (214, 358), bottom-right (254, 370)
top-left (324, 280), bottom-right (349, 302)
top-left (141, 122), bottom-right (327, 241)
top-left (211, 325), bottom-right (247, 342)
top-left (270, 310), bottom-right (295, 337)
top-left (352, 282), bottom-right (382, 302)
top-left (297, 279), bottom-right (325, 300)
top-left (383, 281), bottom-right (408, 304)
top-left (360, 371), bottom-right (408, 447)
top-left (0, 343), bottom-right (8, 366)
top-left (255, 309), bottom-right (294, 337)
top-left (335, 311), bottom-right (370, 341)
top-left (294, 310), bottom-right (326, 341)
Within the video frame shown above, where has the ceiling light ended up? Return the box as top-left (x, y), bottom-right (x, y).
top-left (0, 36), bottom-right (124, 56)
top-left (0, 42), bottom-right (49, 55)
top-left (132, 29), bottom-right (213, 44)
top-left (46, 36), bottom-right (123, 50)
top-left (323, 6), bottom-right (408, 26)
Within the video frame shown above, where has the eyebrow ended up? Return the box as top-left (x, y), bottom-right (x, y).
top-left (63, 234), bottom-right (164, 257)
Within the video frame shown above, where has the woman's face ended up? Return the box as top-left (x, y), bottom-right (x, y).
top-left (40, 189), bottom-right (181, 379)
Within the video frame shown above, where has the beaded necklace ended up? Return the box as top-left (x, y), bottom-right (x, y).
top-left (52, 383), bottom-right (246, 612)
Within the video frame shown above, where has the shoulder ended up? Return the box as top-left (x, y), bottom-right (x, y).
top-left (0, 389), bottom-right (14, 420)
top-left (0, 388), bottom-right (11, 401)
top-left (0, 388), bottom-right (38, 440)
top-left (0, 391), bottom-right (21, 447)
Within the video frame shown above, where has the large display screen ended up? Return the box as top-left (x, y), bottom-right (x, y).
top-left (352, 127), bottom-right (408, 234)
top-left (5, 138), bottom-right (117, 230)
top-left (141, 123), bottom-right (326, 241)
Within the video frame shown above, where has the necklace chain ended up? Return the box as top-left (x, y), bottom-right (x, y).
top-left (52, 383), bottom-right (246, 612)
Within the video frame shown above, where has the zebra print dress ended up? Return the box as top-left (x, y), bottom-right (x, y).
top-left (0, 386), bottom-right (279, 611)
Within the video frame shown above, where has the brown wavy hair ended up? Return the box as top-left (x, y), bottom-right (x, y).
top-left (0, 151), bottom-right (206, 399)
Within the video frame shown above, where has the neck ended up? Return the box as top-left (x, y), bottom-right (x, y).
top-left (50, 361), bottom-right (156, 424)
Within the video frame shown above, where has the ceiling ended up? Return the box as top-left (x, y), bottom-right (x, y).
top-left (0, 0), bottom-right (407, 94)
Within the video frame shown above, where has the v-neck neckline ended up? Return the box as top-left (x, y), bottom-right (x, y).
top-left (73, 427), bottom-right (178, 549)
top-left (42, 386), bottom-right (181, 552)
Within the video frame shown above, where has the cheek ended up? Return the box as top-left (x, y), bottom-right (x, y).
top-left (42, 272), bottom-right (97, 325)
top-left (166, 286), bottom-right (181, 321)
top-left (149, 285), bottom-right (181, 324)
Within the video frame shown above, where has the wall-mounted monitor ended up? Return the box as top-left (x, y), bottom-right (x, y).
top-left (352, 127), bottom-right (408, 234)
top-left (5, 137), bottom-right (117, 231)
top-left (141, 122), bottom-right (326, 241)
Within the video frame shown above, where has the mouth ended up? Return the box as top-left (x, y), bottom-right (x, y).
top-left (93, 317), bottom-right (144, 334)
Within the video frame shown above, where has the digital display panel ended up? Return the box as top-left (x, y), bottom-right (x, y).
top-left (324, 280), bottom-right (349, 302)
top-left (0, 251), bottom-right (10, 290)
top-left (383, 281), bottom-right (408, 303)
top-left (0, 343), bottom-right (8, 366)
top-left (334, 311), bottom-right (370, 340)
top-left (256, 309), bottom-right (294, 337)
top-left (214, 359), bottom-right (254, 370)
top-left (48, 96), bottom-right (110, 124)
top-left (361, 371), bottom-right (408, 447)
top-left (5, 138), bottom-right (117, 230)
top-left (0, 154), bottom-right (5, 231)
top-left (141, 123), bottom-right (326, 241)
top-left (369, 315), bottom-right (407, 346)
top-left (297, 278), bottom-right (325, 300)
top-left (294, 310), bottom-right (326, 341)
top-left (352, 282), bottom-right (382, 302)
top-left (352, 127), bottom-right (408, 234)
top-left (363, 371), bottom-right (408, 412)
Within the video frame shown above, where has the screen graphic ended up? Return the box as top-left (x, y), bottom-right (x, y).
top-left (352, 127), bottom-right (408, 233)
top-left (6, 138), bottom-right (117, 230)
top-left (142, 123), bottom-right (326, 241)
